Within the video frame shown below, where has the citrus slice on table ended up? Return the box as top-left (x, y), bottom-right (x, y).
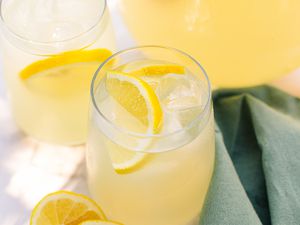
top-left (80, 220), bottom-right (123, 225)
top-left (30, 191), bottom-right (106, 225)
top-left (105, 71), bottom-right (163, 174)
top-left (20, 49), bottom-right (112, 96)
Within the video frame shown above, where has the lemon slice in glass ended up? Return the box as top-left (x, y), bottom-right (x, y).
top-left (129, 64), bottom-right (185, 76)
top-left (104, 141), bottom-right (151, 175)
top-left (125, 63), bottom-right (185, 91)
top-left (105, 71), bottom-right (163, 174)
top-left (116, 59), bottom-right (185, 76)
top-left (20, 49), bottom-right (112, 96)
top-left (106, 71), bottom-right (163, 133)
top-left (30, 191), bottom-right (106, 225)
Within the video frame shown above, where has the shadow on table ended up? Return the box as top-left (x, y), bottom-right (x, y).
top-left (0, 97), bottom-right (87, 225)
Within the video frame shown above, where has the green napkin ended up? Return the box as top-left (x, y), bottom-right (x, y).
top-left (200, 85), bottom-right (300, 225)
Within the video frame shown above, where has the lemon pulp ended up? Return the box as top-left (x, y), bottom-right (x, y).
top-left (104, 70), bottom-right (164, 174)
top-left (80, 220), bottom-right (123, 225)
top-left (97, 64), bottom-right (187, 174)
top-left (30, 191), bottom-right (106, 225)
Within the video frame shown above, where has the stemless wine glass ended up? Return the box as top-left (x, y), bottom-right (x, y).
top-left (87, 46), bottom-right (215, 225)
top-left (0, 0), bottom-right (115, 145)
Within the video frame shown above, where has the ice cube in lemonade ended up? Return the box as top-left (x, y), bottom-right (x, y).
top-left (87, 47), bottom-right (215, 225)
top-left (0, 0), bottom-right (115, 144)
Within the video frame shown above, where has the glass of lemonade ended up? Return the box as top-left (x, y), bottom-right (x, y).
top-left (0, 0), bottom-right (115, 144)
top-left (87, 46), bottom-right (215, 225)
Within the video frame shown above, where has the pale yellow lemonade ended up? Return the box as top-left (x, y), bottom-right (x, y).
top-left (87, 48), bottom-right (215, 225)
top-left (120, 0), bottom-right (300, 87)
top-left (0, 0), bottom-right (115, 144)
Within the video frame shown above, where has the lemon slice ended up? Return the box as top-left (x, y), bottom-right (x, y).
top-left (20, 49), bottom-right (112, 97)
top-left (106, 71), bottom-right (163, 133)
top-left (105, 71), bottom-right (163, 174)
top-left (80, 220), bottom-right (123, 225)
top-left (125, 64), bottom-right (185, 91)
top-left (129, 64), bottom-right (185, 76)
top-left (30, 191), bottom-right (106, 225)
top-left (105, 141), bottom-right (151, 174)
top-left (20, 49), bottom-right (112, 79)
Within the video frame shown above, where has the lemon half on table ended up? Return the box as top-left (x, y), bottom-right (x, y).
top-left (80, 220), bottom-right (123, 225)
top-left (30, 191), bottom-right (124, 225)
top-left (30, 191), bottom-right (106, 225)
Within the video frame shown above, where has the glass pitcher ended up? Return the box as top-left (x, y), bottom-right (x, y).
top-left (120, 0), bottom-right (300, 87)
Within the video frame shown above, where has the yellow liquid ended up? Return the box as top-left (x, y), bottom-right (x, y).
top-left (87, 61), bottom-right (215, 225)
top-left (120, 0), bottom-right (300, 87)
top-left (1, 2), bottom-right (115, 144)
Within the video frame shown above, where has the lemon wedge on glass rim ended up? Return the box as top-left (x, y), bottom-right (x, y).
top-left (105, 70), bottom-right (163, 174)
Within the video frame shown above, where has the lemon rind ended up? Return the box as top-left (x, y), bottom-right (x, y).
top-left (20, 49), bottom-right (112, 79)
top-left (30, 190), bottom-right (106, 225)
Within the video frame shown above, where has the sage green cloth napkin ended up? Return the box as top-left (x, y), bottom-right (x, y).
top-left (200, 85), bottom-right (300, 225)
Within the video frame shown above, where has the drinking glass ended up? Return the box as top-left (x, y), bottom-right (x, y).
top-left (87, 46), bottom-right (215, 225)
top-left (0, 0), bottom-right (115, 144)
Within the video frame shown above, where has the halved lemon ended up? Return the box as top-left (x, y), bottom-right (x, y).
top-left (20, 49), bottom-right (112, 97)
top-left (30, 191), bottom-right (106, 225)
top-left (105, 71), bottom-right (163, 174)
top-left (80, 220), bottom-right (123, 225)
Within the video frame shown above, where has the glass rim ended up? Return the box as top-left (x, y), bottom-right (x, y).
top-left (91, 45), bottom-right (212, 138)
top-left (0, 0), bottom-right (107, 45)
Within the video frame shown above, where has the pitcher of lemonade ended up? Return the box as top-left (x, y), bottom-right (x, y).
top-left (120, 0), bottom-right (300, 87)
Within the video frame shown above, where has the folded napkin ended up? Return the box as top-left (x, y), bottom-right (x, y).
top-left (200, 86), bottom-right (300, 225)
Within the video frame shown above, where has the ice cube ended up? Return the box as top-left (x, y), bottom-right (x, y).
top-left (157, 73), bottom-right (202, 111)
top-left (162, 110), bottom-right (184, 133)
top-left (157, 73), bottom-right (205, 130)
top-left (2, 0), bottom-right (101, 42)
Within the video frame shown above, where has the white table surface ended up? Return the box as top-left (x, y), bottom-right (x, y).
top-left (0, 1), bottom-right (299, 224)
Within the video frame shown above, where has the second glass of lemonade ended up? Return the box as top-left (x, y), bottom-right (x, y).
top-left (0, 0), bottom-right (115, 144)
top-left (87, 46), bottom-right (215, 225)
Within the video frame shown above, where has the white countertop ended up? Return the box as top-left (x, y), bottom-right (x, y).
top-left (0, 1), bottom-right (299, 224)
